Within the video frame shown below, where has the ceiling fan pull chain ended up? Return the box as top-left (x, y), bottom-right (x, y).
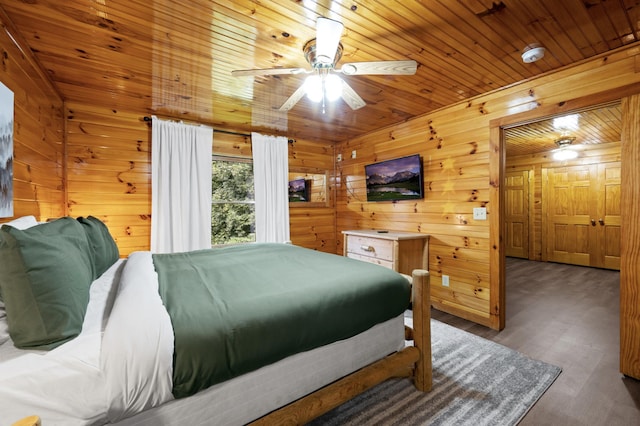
top-left (321, 76), bottom-right (327, 114)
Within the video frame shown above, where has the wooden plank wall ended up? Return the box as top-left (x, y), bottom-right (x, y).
top-left (620, 93), bottom-right (640, 379)
top-left (507, 141), bottom-right (621, 261)
top-left (64, 105), bottom-right (337, 256)
top-left (335, 113), bottom-right (494, 326)
top-left (287, 139), bottom-right (337, 251)
top-left (65, 105), bottom-right (151, 255)
top-left (335, 45), bottom-right (640, 330)
top-left (0, 9), bottom-right (64, 224)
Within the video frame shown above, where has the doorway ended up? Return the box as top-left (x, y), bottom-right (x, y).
top-left (503, 102), bottom-right (622, 271)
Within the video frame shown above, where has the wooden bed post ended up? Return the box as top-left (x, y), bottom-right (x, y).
top-left (412, 269), bottom-right (432, 391)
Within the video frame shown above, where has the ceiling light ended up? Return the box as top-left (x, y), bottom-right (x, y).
top-left (553, 149), bottom-right (578, 161)
top-left (324, 74), bottom-right (343, 101)
top-left (522, 43), bottom-right (545, 63)
top-left (553, 136), bottom-right (578, 161)
top-left (555, 136), bottom-right (576, 147)
top-left (304, 73), bottom-right (343, 103)
top-left (315, 18), bottom-right (344, 65)
top-left (304, 75), bottom-right (323, 102)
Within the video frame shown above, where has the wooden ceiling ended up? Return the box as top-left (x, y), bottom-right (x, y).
top-left (504, 101), bottom-right (622, 156)
top-left (0, 0), bottom-right (638, 143)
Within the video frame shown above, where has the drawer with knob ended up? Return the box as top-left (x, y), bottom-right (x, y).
top-left (342, 230), bottom-right (429, 275)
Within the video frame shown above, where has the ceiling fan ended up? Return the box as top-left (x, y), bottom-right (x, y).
top-left (231, 17), bottom-right (418, 112)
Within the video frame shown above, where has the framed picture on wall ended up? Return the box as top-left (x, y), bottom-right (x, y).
top-left (0, 81), bottom-right (14, 218)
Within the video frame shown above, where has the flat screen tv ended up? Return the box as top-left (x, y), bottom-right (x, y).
top-left (365, 154), bottom-right (424, 202)
top-left (288, 178), bottom-right (310, 202)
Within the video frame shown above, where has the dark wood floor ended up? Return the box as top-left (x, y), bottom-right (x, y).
top-left (431, 257), bottom-right (640, 425)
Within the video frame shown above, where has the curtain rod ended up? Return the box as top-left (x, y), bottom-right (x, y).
top-left (142, 116), bottom-right (250, 138)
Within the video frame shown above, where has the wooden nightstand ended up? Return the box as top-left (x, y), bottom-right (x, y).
top-left (341, 230), bottom-right (429, 275)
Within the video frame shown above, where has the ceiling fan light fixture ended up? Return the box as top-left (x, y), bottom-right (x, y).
top-left (315, 17), bottom-right (344, 65)
top-left (235, 16), bottom-right (416, 112)
top-left (304, 75), bottom-right (323, 102)
top-left (303, 39), bottom-right (343, 69)
top-left (324, 74), bottom-right (343, 100)
top-left (304, 74), bottom-right (343, 102)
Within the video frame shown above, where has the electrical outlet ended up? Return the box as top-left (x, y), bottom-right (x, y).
top-left (337, 154), bottom-right (342, 162)
top-left (351, 150), bottom-right (357, 159)
top-left (442, 275), bottom-right (450, 287)
top-left (473, 207), bottom-right (487, 220)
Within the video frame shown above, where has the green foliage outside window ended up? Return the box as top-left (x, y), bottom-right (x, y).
top-left (211, 159), bottom-right (255, 245)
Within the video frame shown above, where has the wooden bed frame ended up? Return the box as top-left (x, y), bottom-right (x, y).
top-left (12, 269), bottom-right (431, 426)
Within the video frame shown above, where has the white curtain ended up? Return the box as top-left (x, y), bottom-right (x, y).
top-left (151, 116), bottom-right (213, 253)
top-left (252, 132), bottom-right (290, 243)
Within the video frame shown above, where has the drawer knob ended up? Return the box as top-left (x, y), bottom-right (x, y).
top-left (361, 245), bottom-right (375, 252)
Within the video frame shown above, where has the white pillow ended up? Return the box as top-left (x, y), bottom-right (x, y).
top-left (1, 215), bottom-right (38, 230)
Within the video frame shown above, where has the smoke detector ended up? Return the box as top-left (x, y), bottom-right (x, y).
top-left (521, 43), bottom-right (545, 63)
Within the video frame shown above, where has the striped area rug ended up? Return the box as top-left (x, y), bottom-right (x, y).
top-left (309, 319), bottom-right (561, 426)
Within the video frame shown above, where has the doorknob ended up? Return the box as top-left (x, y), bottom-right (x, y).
top-left (599, 218), bottom-right (604, 225)
top-left (591, 219), bottom-right (596, 226)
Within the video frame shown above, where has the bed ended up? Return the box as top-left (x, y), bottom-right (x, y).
top-left (0, 216), bottom-right (431, 426)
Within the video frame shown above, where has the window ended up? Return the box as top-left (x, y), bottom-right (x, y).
top-left (211, 156), bottom-right (255, 245)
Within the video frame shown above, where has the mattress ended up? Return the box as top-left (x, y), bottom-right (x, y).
top-left (116, 315), bottom-right (404, 425)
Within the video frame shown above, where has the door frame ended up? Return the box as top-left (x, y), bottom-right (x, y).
top-left (488, 85), bottom-right (637, 331)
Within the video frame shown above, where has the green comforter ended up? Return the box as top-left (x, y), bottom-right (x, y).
top-left (152, 243), bottom-right (411, 398)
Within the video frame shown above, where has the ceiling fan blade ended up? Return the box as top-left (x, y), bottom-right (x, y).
top-left (279, 85), bottom-right (307, 111)
top-left (341, 80), bottom-right (366, 110)
top-left (315, 17), bottom-right (344, 65)
top-left (338, 60), bottom-right (418, 75)
top-left (231, 67), bottom-right (308, 77)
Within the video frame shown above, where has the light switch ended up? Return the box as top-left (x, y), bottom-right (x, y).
top-left (473, 207), bottom-right (487, 220)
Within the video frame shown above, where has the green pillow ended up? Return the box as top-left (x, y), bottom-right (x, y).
top-left (77, 216), bottom-right (119, 278)
top-left (0, 217), bottom-right (94, 349)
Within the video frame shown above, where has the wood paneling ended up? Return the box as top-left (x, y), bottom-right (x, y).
top-left (338, 46), bottom-right (640, 331)
top-left (65, 104), bottom-right (336, 256)
top-left (0, 1), bottom-right (638, 143)
top-left (0, 9), bottom-right (64, 224)
top-left (65, 104), bottom-right (151, 256)
top-left (620, 94), bottom-right (640, 380)
top-left (287, 138), bottom-right (337, 252)
top-left (505, 103), bottom-right (622, 156)
top-left (1, 0), bottom-right (640, 378)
